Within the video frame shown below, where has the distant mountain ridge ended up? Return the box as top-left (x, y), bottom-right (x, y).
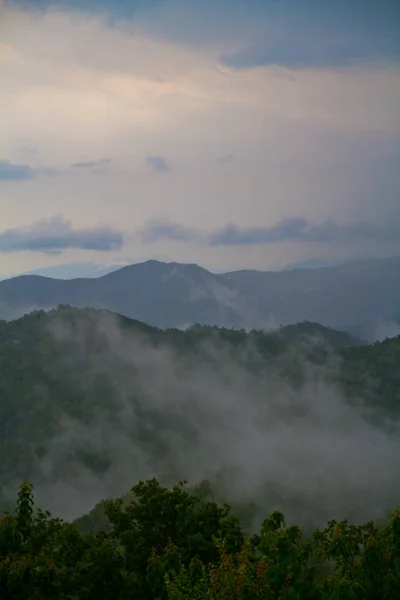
top-left (0, 256), bottom-right (399, 339)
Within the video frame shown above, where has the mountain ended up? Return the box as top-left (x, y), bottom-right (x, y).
top-left (0, 256), bottom-right (399, 338)
top-left (18, 262), bottom-right (126, 279)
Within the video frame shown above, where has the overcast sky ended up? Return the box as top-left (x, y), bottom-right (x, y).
top-left (1, 0), bottom-right (400, 278)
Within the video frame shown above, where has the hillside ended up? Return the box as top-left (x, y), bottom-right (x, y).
top-left (0, 256), bottom-right (399, 338)
top-left (1, 306), bottom-right (399, 530)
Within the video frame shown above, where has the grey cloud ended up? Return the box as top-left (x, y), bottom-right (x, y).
top-left (219, 10), bottom-right (400, 71)
top-left (210, 218), bottom-right (400, 246)
top-left (220, 42), bottom-right (368, 70)
top-left (146, 155), bottom-right (170, 172)
top-left (71, 159), bottom-right (112, 168)
top-left (211, 218), bottom-right (309, 245)
top-left (0, 216), bottom-right (124, 254)
top-left (139, 216), bottom-right (400, 247)
top-left (0, 159), bottom-right (35, 181)
top-left (216, 154), bottom-right (234, 164)
top-left (35, 167), bottom-right (58, 177)
top-left (5, 0), bottom-right (159, 20)
top-left (221, 39), bottom-right (400, 70)
top-left (0, 160), bottom-right (60, 181)
top-left (19, 146), bottom-right (38, 155)
top-left (140, 218), bottom-right (201, 244)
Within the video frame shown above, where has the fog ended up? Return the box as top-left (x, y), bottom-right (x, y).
top-left (6, 310), bottom-right (400, 531)
top-left (0, 303), bottom-right (55, 322)
top-left (373, 318), bottom-right (400, 342)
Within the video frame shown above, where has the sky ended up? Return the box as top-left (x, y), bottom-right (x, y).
top-left (1, 0), bottom-right (400, 279)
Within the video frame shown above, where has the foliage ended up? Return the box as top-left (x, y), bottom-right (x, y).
top-left (1, 479), bottom-right (400, 599)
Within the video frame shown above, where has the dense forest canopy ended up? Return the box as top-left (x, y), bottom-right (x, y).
top-left (1, 478), bottom-right (400, 599)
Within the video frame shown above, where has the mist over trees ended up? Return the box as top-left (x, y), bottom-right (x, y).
top-left (1, 306), bottom-right (399, 522)
top-left (1, 305), bottom-right (400, 597)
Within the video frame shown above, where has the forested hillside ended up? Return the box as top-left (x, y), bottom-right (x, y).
top-left (1, 306), bottom-right (400, 597)
top-left (1, 306), bottom-right (400, 529)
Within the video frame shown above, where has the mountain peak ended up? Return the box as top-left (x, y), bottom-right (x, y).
top-left (0, 256), bottom-right (399, 338)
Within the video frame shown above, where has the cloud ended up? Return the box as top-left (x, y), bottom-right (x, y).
top-left (19, 145), bottom-right (38, 155)
top-left (139, 216), bottom-right (400, 247)
top-left (35, 167), bottom-right (58, 177)
top-left (0, 160), bottom-right (59, 181)
top-left (140, 218), bottom-right (200, 244)
top-left (1, 1), bottom-right (399, 276)
top-left (211, 218), bottom-right (400, 246)
top-left (71, 159), bottom-right (112, 168)
top-left (220, 38), bottom-right (400, 71)
top-left (220, 43), bottom-right (346, 70)
top-left (4, 0), bottom-right (159, 20)
top-left (218, 1), bottom-right (400, 70)
top-left (373, 318), bottom-right (400, 342)
top-left (216, 154), bottom-right (234, 164)
top-left (0, 159), bottom-right (34, 181)
top-left (146, 155), bottom-right (170, 172)
top-left (6, 0), bottom-right (400, 72)
top-left (211, 218), bottom-right (311, 245)
top-left (0, 215), bottom-right (124, 254)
